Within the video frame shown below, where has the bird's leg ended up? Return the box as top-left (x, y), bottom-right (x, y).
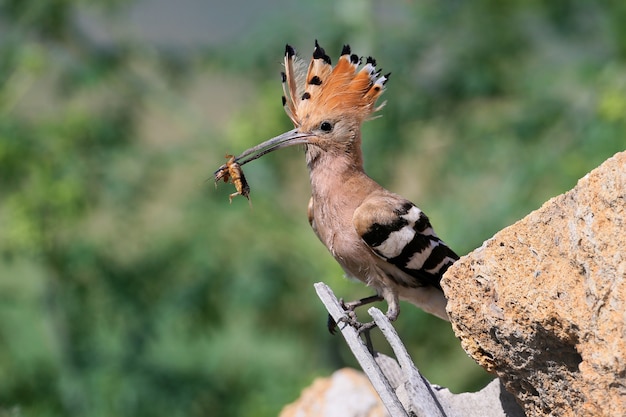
top-left (342, 294), bottom-right (385, 310)
top-left (384, 296), bottom-right (400, 321)
top-left (327, 294), bottom-right (384, 334)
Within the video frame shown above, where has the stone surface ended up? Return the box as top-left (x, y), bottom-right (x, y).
top-left (442, 151), bottom-right (626, 417)
top-left (279, 368), bottom-right (388, 417)
top-left (434, 378), bottom-right (525, 417)
top-left (280, 363), bottom-right (525, 417)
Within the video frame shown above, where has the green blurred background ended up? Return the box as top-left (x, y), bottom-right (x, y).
top-left (0, 0), bottom-right (624, 416)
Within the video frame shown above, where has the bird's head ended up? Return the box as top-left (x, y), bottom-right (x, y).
top-left (229, 41), bottom-right (389, 167)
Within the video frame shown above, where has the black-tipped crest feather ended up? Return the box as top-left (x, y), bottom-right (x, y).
top-left (280, 42), bottom-right (389, 126)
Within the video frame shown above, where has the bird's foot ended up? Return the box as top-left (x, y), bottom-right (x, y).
top-left (327, 297), bottom-right (381, 334)
top-left (353, 319), bottom-right (377, 334)
top-left (329, 313), bottom-right (376, 334)
top-left (327, 298), bottom-right (354, 334)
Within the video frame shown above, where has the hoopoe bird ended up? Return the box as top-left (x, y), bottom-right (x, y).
top-left (224, 41), bottom-right (459, 331)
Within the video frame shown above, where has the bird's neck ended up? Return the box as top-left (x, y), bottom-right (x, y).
top-left (305, 137), bottom-right (377, 203)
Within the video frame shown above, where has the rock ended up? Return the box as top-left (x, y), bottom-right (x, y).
top-left (441, 151), bottom-right (626, 417)
top-left (434, 378), bottom-right (525, 417)
top-left (279, 368), bottom-right (388, 417)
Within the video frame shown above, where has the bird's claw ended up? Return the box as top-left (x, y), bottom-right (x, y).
top-left (336, 314), bottom-right (377, 334)
top-left (355, 320), bottom-right (377, 334)
top-left (327, 300), bottom-right (377, 334)
top-left (328, 311), bottom-right (356, 334)
top-left (327, 314), bottom-right (339, 334)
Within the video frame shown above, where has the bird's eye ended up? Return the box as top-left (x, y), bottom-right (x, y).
top-left (320, 121), bottom-right (333, 132)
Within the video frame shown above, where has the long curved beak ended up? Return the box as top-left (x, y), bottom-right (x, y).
top-left (231, 128), bottom-right (312, 166)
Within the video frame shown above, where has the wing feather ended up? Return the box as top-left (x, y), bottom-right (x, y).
top-left (353, 196), bottom-right (458, 289)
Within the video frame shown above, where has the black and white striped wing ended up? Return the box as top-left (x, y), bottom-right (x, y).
top-left (354, 200), bottom-right (459, 289)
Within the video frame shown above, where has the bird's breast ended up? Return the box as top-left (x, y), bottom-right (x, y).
top-left (309, 195), bottom-right (378, 284)
top-left (306, 160), bottom-right (384, 282)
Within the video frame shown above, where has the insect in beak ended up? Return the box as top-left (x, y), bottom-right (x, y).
top-left (213, 128), bottom-right (312, 202)
top-left (214, 154), bottom-right (251, 205)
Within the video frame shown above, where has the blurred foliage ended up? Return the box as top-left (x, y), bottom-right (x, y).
top-left (0, 0), bottom-right (624, 416)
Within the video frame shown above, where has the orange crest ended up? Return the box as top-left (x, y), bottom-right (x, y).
top-left (281, 41), bottom-right (389, 128)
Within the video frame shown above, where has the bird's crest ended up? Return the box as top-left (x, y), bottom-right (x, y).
top-left (281, 41), bottom-right (389, 127)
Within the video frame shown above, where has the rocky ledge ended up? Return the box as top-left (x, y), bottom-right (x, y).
top-left (442, 151), bottom-right (626, 417)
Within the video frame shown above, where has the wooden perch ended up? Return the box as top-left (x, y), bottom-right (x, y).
top-left (315, 282), bottom-right (445, 417)
top-left (315, 282), bottom-right (410, 417)
top-left (314, 282), bottom-right (526, 417)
